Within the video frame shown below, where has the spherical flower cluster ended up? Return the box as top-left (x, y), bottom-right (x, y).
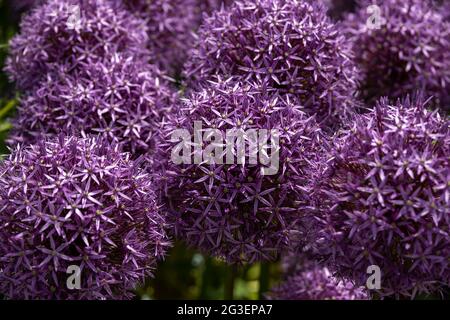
top-left (159, 80), bottom-right (328, 263)
top-left (5, 0), bottom-right (149, 90)
top-left (312, 95), bottom-right (450, 298)
top-left (8, 54), bottom-right (176, 158)
top-left (0, 136), bottom-right (170, 299)
top-left (184, 0), bottom-right (359, 128)
top-left (267, 263), bottom-right (368, 300)
top-left (344, 0), bottom-right (450, 108)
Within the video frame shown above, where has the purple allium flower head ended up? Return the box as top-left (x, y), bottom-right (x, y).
top-left (8, 53), bottom-right (177, 158)
top-left (5, 0), bottom-right (149, 90)
top-left (267, 262), bottom-right (368, 300)
top-left (183, 0), bottom-right (359, 128)
top-left (312, 95), bottom-right (450, 298)
top-left (344, 0), bottom-right (450, 109)
top-left (158, 79), bottom-right (329, 264)
top-left (0, 135), bottom-right (171, 299)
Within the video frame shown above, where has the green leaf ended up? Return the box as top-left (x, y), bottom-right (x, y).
top-left (0, 121), bottom-right (11, 132)
top-left (0, 99), bottom-right (16, 119)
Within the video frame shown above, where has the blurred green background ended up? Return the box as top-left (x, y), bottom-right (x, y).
top-left (0, 0), bottom-right (282, 300)
top-left (140, 243), bottom-right (282, 300)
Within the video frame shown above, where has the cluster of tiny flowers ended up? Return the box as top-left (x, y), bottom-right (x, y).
top-left (184, 0), bottom-right (359, 128)
top-left (312, 95), bottom-right (450, 298)
top-left (344, 0), bottom-right (450, 109)
top-left (0, 136), bottom-right (170, 299)
top-left (158, 80), bottom-right (328, 263)
top-left (8, 53), bottom-right (176, 158)
top-left (267, 262), bottom-right (368, 300)
top-left (5, 0), bottom-right (149, 90)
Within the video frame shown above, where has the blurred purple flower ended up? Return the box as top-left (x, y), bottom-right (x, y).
top-left (437, 0), bottom-right (450, 21)
top-left (196, 0), bottom-right (234, 16)
top-left (8, 0), bottom-right (46, 13)
top-left (267, 261), bottom-right (368, 300)
top-left (123, 0), bottom-right (200, 76)
top-left (123, 0), bottom-right (235, 76)
top-left (320, 0), bottom-right (358, 20)
top-left (344, 0), bottom-right (450, 109)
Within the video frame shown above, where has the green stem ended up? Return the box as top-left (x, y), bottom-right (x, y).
top-left (0, 122), bottom-right (11, 132)
top-left (258, 263), bottom-right (270, 300)
top-left (224, 265), bottom-right (236, 300)
top-left (0, 100), bottom-right (16, 120)
top-left (199, 257), bottom-right (212, 299)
